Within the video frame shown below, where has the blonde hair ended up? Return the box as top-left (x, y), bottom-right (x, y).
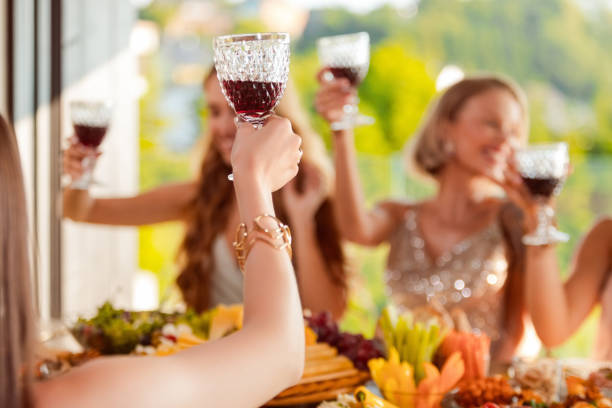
top-left (411, 75), bottom-right (528, 177)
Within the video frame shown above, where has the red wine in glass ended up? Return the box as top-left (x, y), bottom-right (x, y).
top-left (221, 80), bottom-right (284, 123)
top-left (69, 100), bottom-right (112, 189)
top-left (317, 32), bottom-right (373, 130)
top-left (516, 142), bottom-right (569, 245)
top-left (328, 66), bottom-right (364, 87)
top-left (213, 32), bottom-right (290, 180)
top-left (73, 124), bottom-right (108, 148)
top-left (521, 176), bottom-right (560, 198)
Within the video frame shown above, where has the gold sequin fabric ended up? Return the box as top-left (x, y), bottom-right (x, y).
top-left (385, 208), bottom-right (509, 342)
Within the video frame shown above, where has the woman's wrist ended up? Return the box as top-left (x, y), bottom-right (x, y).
top-left (332, 129), bottom-right (352, 141)
top-left (332, 130), bottom-right (355, 154)
top-left (233, 172), bottom-right (275, 224)
top-left (525, 242), bottom-right (556, 253)
top-left (289, 216), bottom-right (316, 237)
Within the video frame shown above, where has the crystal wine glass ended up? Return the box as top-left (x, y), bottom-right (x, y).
top-left (317, 32), bottom-right (374, 131)
top-left (214, 32), bottom-right (290, 180)
top-left (70, 100), bottom-right (112, 189)
top-left (516, 142), bottom-right (570, 246)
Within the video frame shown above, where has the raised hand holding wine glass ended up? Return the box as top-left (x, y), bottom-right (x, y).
top-left (213, 32), bottom-right (290, 181)
top-left (515, 142), bottom-right (570, 246)
top-left (69, 100), bottom-right (112, 189)
top-left (317, 32), bottom-right (374, 131)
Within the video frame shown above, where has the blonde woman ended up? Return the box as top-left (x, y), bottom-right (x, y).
top-left (63, 68), bottom-right (348, 318)
top-left (316, 75), bottom-right (546, 362)
top-left (1, 113), bottom-right (306, 408)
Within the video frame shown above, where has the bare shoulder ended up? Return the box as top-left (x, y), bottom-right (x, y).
top-left (592, 216), bottom-right (612, 232)
top-left (375, 199), bottom-right (417, 223)
top-left (586, 216), bottom-right (612, 242)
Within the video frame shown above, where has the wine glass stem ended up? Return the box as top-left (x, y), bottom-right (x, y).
top-left (343, 94), bottom-right (359, 116)
top-left (536, 200), bottom-right (553, 234)
top-left (72, 154), bottom-right (94, 189)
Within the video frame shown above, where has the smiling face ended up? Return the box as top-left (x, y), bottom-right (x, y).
top-left (204, 75), bottom-right (236, 165)
top-left (445, 88), bottom-right (526, 181)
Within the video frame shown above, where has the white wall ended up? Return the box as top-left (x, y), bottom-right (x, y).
top-left (61, 0), bottom-right (139, 319)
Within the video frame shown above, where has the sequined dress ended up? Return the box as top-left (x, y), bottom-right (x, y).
top-left (386, 207), bottom-right (509, 346)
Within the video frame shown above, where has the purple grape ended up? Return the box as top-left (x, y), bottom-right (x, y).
top-left (306, 312), bottom-right (384, 372)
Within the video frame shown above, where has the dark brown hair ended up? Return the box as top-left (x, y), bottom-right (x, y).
top-left (177, 68), bottom-right (347, 312)
top-left (0, 114), bottom-right (35, 407)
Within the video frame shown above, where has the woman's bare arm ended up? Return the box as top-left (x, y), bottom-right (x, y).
top-left (526, 217), bottom-right (612, 347)
top-left (63, 182), bottom-right (196, 226)
top-left (37, 117), bottom-right (305, 408)
top-left (62, 138), bottom-right (196, 226)
top-left (315, 77), bottom-right (397, 246)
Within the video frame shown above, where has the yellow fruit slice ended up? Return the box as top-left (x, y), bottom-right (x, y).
top-left (208, 304), bottom-right (243, 340)
top-left (354, 386), bottom-right (399, 408)
top-left (305, 326), bottom-right (318, 346)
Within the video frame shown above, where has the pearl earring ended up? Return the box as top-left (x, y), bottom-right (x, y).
top-left (443, 140), bottom-right (455, 156)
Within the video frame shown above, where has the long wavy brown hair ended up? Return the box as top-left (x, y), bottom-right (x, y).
top-left (177, 68), bottom-right (347, 312)
top-left (0, 114), bottom-right (35, 407)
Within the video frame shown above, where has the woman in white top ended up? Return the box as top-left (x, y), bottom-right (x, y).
top-left (63, 68), bottom-right (348, 317)
top-left (2, 113), bottom-right (306, 407)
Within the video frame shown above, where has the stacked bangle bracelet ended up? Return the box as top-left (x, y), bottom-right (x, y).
top-left (233, 214), bottom-right (292, 272)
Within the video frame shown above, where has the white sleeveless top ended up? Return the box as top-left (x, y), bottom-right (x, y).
top-left (209, 236), bottom-right (244, 306)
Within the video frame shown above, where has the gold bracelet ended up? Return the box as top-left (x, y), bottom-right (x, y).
top-left (233, 214), bottom-right (292, 272)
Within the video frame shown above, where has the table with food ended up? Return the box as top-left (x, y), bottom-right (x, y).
top-left (36, 302), bottom-right (611, 408)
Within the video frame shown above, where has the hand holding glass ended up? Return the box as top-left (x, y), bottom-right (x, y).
top-left (213, 32), bottom-right (290, 180)
top-left (317, 32), bottom-right (374, 131)
top-left (516, 142), bottom-right (570, 246)
top-left (70, 101), bottom-right (111, 189)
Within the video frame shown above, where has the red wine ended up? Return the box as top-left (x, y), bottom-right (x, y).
top-left (221, 80), bottom-right (283, 120)
top-left (329, 66), bottom-right (363, 86)
top-left (522, 176), bottom-right (560, 197)
top-left (74, 124), bottom-right (108, 148)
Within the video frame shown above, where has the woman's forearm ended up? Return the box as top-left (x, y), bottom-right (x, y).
top-left (63, 188), bottom-right (95, 221)
top-left (39, 116), bottom-right (305, 408)
top-left (333, 130), bottom-right (377, 244)
top-left (39, 173), bottom-right (306, 408)
top-left (233, 170), bottom-right (305, 377)
top-left (291, 219), bottom-right (346, 319)
top-left (525, 245), bottom-right (571, 347)
top-left (62, 182), bottom-right (195, 226)
top-left (526, 219), bottom-right (612, 348)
